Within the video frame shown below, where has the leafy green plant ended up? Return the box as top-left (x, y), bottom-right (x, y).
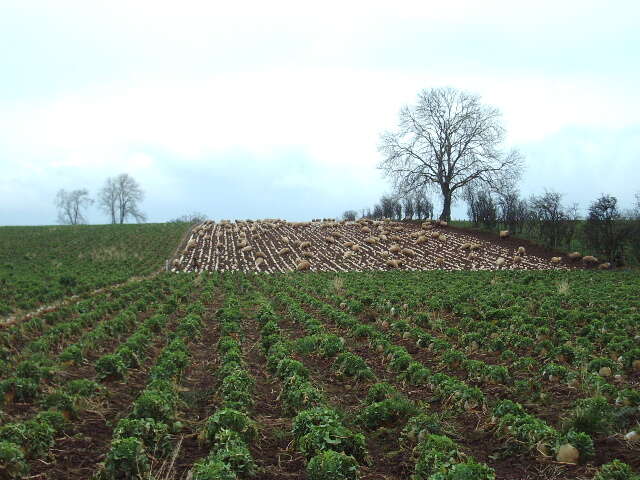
top-left (298, 422), bottom-right (367, 462)
top-left (565, 397), bottom-right (615, 436)
top-left (207, 429), bottom-right (256, 477)
top-left (0, 420), bottom-right (55, 458)
top-left (191, 457), bottom-right (237, 480)
top-left (429, 460), bottom-right (496, 480)
top-left (593, 460), bottom-right (640, 480)
top-left (131, 389), bottom-right (176, 424)
top-left (556, 430), bottom-right (594, 462)
top-left (103, 437), bottom-right (149, 480)
top-left (0, 441), bottom-right (29, 479)
top-left (95, 354), bottom-right (127, 381)
top-left (357, 396), bottom-right (417, 430)
top-left (334, 352), bottom-right (374, 380)
top-left (413, 434), bottom-right (461, 479)
top-left (306, 450), bottom-right (359, 480)
top-left (401, 413), bottom-right (442, 444)
top-left (202, 408), bottom-right (258, 444)
top-left (365, 383), bottom-right (398, 404)
top-left (113, 418), bottom-right (172, 457)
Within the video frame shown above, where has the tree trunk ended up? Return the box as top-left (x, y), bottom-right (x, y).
top-left (440, 187), bottom-right (452, 221)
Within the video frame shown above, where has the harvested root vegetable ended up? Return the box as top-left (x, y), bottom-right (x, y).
top-left (386, 259), bottom-right (403, 268)
top-left (499, 230), bottom-right (510, 238)
top-left (624, 431), bottom-right (639, 442)
top-left (255, 257), bottom-right (265, 268)
top-left (300, 241), bottom-right (312, 249)
top-left (401, 248), bottom-right (416, 257)
top-left (568, 251), bottom-right (582, 260)
top-left (389, 244), bottom-right (401, 253)
top-left (296, 260), bottom-right (311, 271)
top-left (344, 241), bottom-right (355, 248)
top-left (495, 257), bottom-right (506, 267)
top-left (556, 444), bottom-right (579, 464)
top-left (517, 246), bottom-right (526, 255)
top-left (513, 255), bottom-right (522, 264)
top-left (551, 257), bottom-right (562, 264)
top-left (277, 247), bottom-right (291, 255)
top-left (598, 262), bottom-right (611, 270)
top-left (241, 245), bottom-right (253, 253)
top-left (255, 251), bottom-right (265, 258)
top-left (582, 255), bottom-right (598, 264)
top-left (435, 257), bottom-right (445, 267)
top-left (599, 366), bottom-right (612, 377)
top-left (351, 244), bottom-right (363, 252)
top-left (461, 243), bottom-right (472, 250)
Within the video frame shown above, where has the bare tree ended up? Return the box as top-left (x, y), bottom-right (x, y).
top-left (392, 197), bottom-right (402, 220)
top-left (402, 196), bottom-right (415, 220)
top-left (342, 210), bottom-right (357, 221)
top-left (55, 189), bottom-right (93, 225)
top-left (98, 173), bottom-right (146, 224)
top-left (413, 189), bottom-right (434, 220)
top-left (584, 194), bottom-right (631, 265)
top-left (380, 196), bottom-right (395, 219)
top-left (464, 187), bottom-right (497, 229)
top-left (497, 191), bottom-right (529, 235)
top-left (170, 212), bottom-right (208, 224)
top-left (378, 87), bottom-right (523, 221)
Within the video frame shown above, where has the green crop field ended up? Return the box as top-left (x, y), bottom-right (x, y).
top-left (0, 223), bottom-right (190, 316)
top-left (0, 262), bottom-right (638, 479)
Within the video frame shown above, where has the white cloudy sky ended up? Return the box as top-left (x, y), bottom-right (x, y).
top-left (1, 0), bottom-right (639, 224)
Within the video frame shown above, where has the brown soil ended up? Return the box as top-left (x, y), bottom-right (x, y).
top-left (243, 315), bottom-right (307, 480)
top-left (171, 290), bottom-right (224, 478)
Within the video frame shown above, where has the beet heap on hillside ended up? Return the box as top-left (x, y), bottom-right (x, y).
top-left (171, 219), bottom-right (603, 273)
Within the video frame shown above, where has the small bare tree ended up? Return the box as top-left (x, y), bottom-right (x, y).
top-left (584, 194), bottom-right (631, 265)
top-left (55, 189), bottom-right (93, 225)
top-left (98, 173), bottom-right (146, 224)
top-left (402, 196), bottom-right (415, 220)
top-left (379, 87), bottom-right (523, 221)
top-left (342, 210), bottom-right (357, 221)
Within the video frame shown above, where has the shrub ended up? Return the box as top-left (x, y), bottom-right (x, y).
top-left (307, 450), bottom-right (359, 480)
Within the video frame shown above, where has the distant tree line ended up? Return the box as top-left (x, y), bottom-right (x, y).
top-left (54, 173), bottom-right (146, 225)
top-left (462, 187), bottom-right (640, 266)
top-left (342, 190), bottom-right (435, 222)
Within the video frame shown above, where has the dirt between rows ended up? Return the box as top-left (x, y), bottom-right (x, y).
top-left (174, 219), bottom-right (593, 274)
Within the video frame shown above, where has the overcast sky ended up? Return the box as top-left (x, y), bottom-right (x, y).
top-left (1, 1), bottom-right (639, 225)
